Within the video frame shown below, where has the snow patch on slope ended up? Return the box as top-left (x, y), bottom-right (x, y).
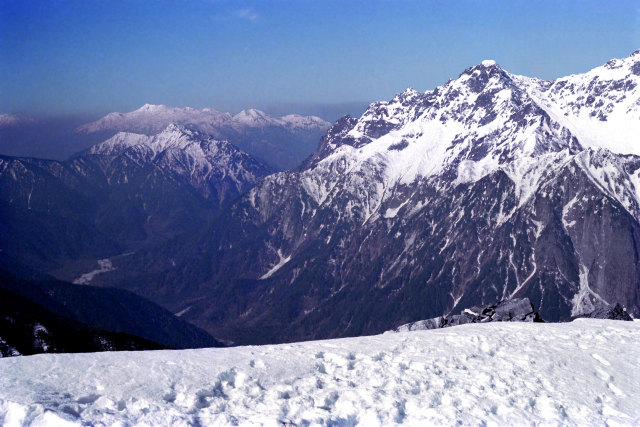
top-left (72, 259), bottom-right (115, 285)
top-left (260, 250), bottom-right (292, 279)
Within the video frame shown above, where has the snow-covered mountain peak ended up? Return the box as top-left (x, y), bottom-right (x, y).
top-left (82, 123), bottom-right (271, 199)
top-left (390, 87), bottom-right (425, 105)
top-left (232, 108), bottom-right (274, 127)
top-left (0, 113), bottom-right (36, 128)
top-left (76, 105), bottom-right (329, 140)
top-left (156, 122), bottom-right (199, 138)
top-left (88, 124), bottom-right (214, 158)
top-left (87, 131), bottom-right (152, 156)
top-left (279, 114), bottom-right (331, 130)
top-left (455, 60), bottom-right (514, 96)
top-left (304, 60), bottom-right (584, 191)
top-left (293, 54), bottom-right (640, 219)
top-left (150, 124), bottom-right (194, 148)
top-left (459, 59), bottom-right (505, 76)
top-left (398, 87), bottom-right (421, 96)
top-left (137, 103), bottom-right (168, 112)
top-left (512, 53), bottom-right (640, 157)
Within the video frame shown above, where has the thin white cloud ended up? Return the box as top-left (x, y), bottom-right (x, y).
top-left (236, 7), bottom-right (259, 22)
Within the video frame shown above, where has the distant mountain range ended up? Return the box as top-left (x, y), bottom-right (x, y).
top-left (77, 105), bottom-right (331, 170)
top-left (0, 113), bottom-right (35, 128)
top-left (77, 104), bottom-right (330, 134)
top-left (1, 50), bottom-right (639, 346)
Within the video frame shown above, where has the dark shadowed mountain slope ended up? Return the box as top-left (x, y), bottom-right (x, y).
top-left (0, 287), bottom-right (166, 357)
top-left (0, 270), bottom-right (223, 350)
top-left (0, 124), bottom-right (271, 277)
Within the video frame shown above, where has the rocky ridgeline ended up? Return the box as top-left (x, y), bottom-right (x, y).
top-left (575, 303), bottom-right (634, 321)
top-left (391, 299), bottom-right (633, 333)
top-left (392, 298), bottom-right (542, 332)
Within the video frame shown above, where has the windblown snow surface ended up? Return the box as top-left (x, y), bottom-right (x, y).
top-left (1, 320), bottom-right (639, 426)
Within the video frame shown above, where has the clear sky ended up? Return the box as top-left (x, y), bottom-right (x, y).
top-left (1, 0), bottom-right (639, 119)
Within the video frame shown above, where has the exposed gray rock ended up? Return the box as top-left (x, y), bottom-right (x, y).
top-left (394, 317), bottom-right (445, 332)
top-left (577, 303), bottom-right (633, 321)
top-left (392, 298), bottom-right (543, 332)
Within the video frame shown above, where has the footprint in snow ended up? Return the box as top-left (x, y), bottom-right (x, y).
top-left (607, 382), bottom-right (625, 397)
top-left (594, 367), bottom-right (610, 381)
top-left (591, 353), bottom-right (611, 366)
top-left (249, 359), bottom-right (266, 369)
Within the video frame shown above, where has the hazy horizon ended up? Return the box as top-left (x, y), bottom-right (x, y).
top-left (2, 0), bottom-right (639, 118)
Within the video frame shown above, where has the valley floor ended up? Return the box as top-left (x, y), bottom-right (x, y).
top-left (1, 319), bottom-right (638, 426)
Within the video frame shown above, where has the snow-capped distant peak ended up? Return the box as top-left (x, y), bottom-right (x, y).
top-left (77, 105), bottom-right (330, 136)
top-left (0, 113), bottom-right (35, 128)
top-left (232, 109), bottom-right (274, 126)
top-left (401, 87), bottom-right (420, 94)
top-left (237, 108), bottom-right (265, 117)
top-left (83, 123), bottom-right (271, 195)
top-left (86, 124), bottom-right (205, 157)
top-left (157, 122), bottom-right (196, 136)
top-left (279, 114), bottom-right (331, 130)
top-left (456, 60), bottom-right (509, 84)
top-left (230, 109), bottom-right (331, 130)
top-left (138, 103), bottom-right (166, 110)
top-left (87, 132), bottom-right (151, 156)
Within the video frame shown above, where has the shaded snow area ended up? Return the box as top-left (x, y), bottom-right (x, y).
top-left (1, 320), bottom-right (638, 426)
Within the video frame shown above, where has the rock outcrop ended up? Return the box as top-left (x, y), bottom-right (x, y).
top-left (577, 303), bottom-right (633, 321)
top-left (392, 298), bottom-right (543, 332)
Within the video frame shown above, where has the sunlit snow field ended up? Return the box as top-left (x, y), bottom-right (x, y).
top-left (1, 319), bottom-right (638, 426)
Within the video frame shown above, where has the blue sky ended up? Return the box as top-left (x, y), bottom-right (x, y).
top-left (1, 0), bottom-right (639, 119)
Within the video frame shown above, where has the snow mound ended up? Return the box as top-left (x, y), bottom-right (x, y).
top-left (1, 320), bottom-right (638, 426)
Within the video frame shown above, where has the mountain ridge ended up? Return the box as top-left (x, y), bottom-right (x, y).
top-left (76, 105), bottom-right (331, 170)
top-left (94, 50), bottom-right (640, 343)
top-left (0, 124), bottom-right (271, 276)
top-left (3, 50), bottom-right (639, 345)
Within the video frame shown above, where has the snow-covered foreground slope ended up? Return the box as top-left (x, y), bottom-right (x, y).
top-left (1, 320), bottom-right (638, 426)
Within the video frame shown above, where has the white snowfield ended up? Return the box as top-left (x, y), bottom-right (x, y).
top-left (1, 320), bottom-right (638, 426)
